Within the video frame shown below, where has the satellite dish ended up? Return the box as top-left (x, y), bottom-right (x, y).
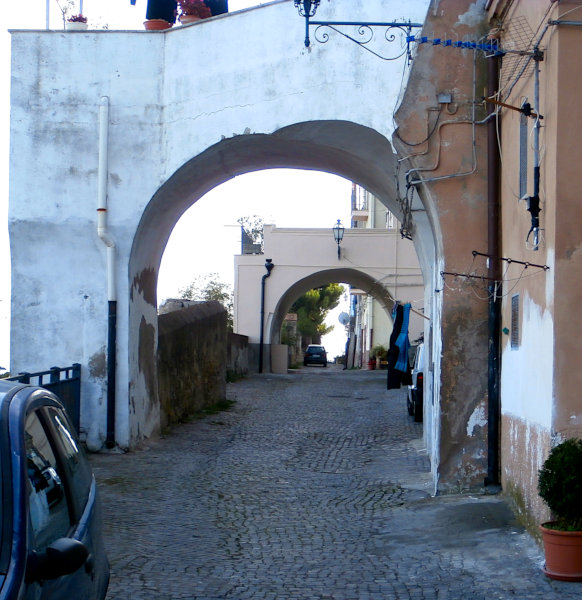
top-left (338, 312), bottom-right (349, 326)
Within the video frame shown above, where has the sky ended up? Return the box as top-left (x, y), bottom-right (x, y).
top-left (0, 0), bottom-right (358, 369)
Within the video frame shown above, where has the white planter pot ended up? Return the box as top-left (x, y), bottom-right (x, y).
top-left (65, 21), bottom-right (88, 30)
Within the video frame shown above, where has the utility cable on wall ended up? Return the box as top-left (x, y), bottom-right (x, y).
top-left (440, 250), bottom-right (550, 301)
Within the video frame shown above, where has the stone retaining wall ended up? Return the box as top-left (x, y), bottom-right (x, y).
top-left (158, 301), bottom-right (227, 428)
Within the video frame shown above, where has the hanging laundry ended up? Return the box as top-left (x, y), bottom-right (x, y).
top-left (387, 303), bottom-right (412, 389)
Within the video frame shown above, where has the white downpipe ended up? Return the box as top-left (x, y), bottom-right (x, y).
top-left (97, 96), bottom-right (116, 301)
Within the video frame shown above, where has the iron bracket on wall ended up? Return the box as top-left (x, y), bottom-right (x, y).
top-left (306, 20), bottom-right (424, 61)
top-left (294, 1), bottom-right (422, 60)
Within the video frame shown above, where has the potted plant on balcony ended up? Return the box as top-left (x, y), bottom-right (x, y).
top-left (144, 0), bottom-right (176, 30)
top-left (65, 14), bottom-right (88, 30)
top-left (538, 437), bottom-right (582, 581)
top-left (178, 0), bottom-right (212, 24)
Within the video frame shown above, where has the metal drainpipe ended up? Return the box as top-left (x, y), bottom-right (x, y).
top-left (97, 96), bottom-right (117, 449)
top-left (486, 56), bottom-right (501, 489)
top-left (258, 259), bottom-right (274, 373)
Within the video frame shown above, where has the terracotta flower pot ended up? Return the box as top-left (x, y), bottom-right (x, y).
top-left (143, 19), bottom-right (173, 30)
top-left (540, 523), bottom-right (582, 581)
top-left (179, 14), bottom-right (202, 24)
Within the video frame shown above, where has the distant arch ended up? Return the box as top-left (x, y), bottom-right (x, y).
top-left (270, 268), bottom-right (396, 345)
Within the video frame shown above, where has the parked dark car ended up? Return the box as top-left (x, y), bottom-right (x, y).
top-left (303, 345), bottom-right (327, 367)
top-left (407, 343), bottom-right (424, 422)
top-left (0, 380), bottom-right (109, 600)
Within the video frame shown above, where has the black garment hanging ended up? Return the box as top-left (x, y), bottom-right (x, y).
top-left (387, 304), bottom-right (412, 389)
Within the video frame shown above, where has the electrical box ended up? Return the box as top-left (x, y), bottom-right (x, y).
top-left (438, 92), bottom-right (452, 104)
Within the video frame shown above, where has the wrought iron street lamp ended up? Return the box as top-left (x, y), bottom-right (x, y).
top-left (294, 0), bottom-right (321, 48)
top-left (332, 219), bottom-right (345, 260)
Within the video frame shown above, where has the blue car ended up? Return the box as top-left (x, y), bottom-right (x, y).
top-left (0, 380), bottom-right (109, 599)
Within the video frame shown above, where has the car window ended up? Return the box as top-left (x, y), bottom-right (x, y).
top-left (25, 411), bottom-right (71, 552)
top-left (44, 407), bottom-right (93, 520)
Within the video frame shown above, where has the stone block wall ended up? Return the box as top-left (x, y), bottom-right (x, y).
top-left (227, 333), bottom-right (248, 380)
top-left (158, 301), bottom-right (227, 428)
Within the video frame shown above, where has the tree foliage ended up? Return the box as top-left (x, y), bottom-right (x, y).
top-left (290, 284), bottom-right (343, 343)
top-left (179, 273), bottom-right (233, 330)
top-left (237, 215), bottom-right (265, 252)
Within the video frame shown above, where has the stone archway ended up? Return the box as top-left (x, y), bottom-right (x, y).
top-left (270, 268), bottom-right (397, 346)
top-left (129, 122), bottom-right (438, 445)
top-left (9, 0), bottom-right (442, 472)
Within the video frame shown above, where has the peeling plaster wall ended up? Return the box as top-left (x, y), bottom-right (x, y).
top-left (393, 0), bottom-right (490, 491)
top-left (490, 0), bottom-right (582, 527)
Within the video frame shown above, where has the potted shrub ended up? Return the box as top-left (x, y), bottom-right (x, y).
top-left (538, 438), bottom-right (582, 581)
top-left (178, 0), bottom-right (212, 23)
top-left (371, 344), bottom-right (387, 369)
top-left (65, 14), bottom-right (88, 30)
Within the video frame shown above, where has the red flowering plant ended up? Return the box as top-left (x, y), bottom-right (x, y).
top-left (67, 13), bottom-right (88, 22)
top-left (178, 0), bottom-right (212, 18)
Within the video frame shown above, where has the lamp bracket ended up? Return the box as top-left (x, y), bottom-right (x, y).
top-left (302, 19), bottom-right (423, 61)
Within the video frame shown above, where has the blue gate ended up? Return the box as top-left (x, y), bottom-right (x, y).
top-left (8, 364), bottom-right (81, 431)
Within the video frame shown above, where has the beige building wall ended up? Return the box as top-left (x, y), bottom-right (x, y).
top-left (486, 0), bottom-right (582, 529)
top-left (234, 224), bottom-right (424, 370)
top-left (350, 186), bottom-right (424, 368)
top-left (393, 0), bottom-right (582, 523)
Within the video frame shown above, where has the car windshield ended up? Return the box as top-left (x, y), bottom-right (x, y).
top-left (307, 347), bottom-right (324, 354)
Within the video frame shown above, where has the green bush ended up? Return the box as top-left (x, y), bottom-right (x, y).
top-left (370, 345), bottom-right (387, 359)
top-left (538, 438), bottom-right (582, 531)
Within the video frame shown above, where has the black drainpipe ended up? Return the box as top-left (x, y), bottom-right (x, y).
top-left (486, 54), bottom-right (502, 488)
top-left (106, 300), bottom-right (117, 448)
top-left (258, 259), bottom-right (274, 373)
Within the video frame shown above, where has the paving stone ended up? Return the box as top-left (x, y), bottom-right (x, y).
top-left (90, 368), bottom-right (581, 599)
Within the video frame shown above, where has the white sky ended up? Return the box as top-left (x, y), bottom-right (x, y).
top-left (0, 0), bottom-right (357, 368)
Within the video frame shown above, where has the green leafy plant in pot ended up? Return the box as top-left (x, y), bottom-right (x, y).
top-left (537, 438), bottom-right (582, 581)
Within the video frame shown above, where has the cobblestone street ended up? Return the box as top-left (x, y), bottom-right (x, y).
top-left (90, 368), bottom-right (580, 600)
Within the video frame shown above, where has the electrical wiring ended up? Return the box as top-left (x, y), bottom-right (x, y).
top-left (440, 252), bottom-right (549, 301)
top-left (394, 109), bottom-right (442, 148)
top-left (391, 51), bottom-right (414, 132)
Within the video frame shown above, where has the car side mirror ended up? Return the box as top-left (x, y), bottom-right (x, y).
top-left (26, 537), bottom-right (89, 582)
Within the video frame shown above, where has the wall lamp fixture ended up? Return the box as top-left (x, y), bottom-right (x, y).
top-left (294, 0), bottom-right (422, 61)
top-left (332, 220), bottom-right (345, 260)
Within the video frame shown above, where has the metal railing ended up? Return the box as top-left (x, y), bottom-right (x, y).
top-left (8, 364), bottom-right (81, 431)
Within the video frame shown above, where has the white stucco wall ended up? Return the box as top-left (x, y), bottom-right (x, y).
top-left (9, 0), bottom-right (432, 449)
